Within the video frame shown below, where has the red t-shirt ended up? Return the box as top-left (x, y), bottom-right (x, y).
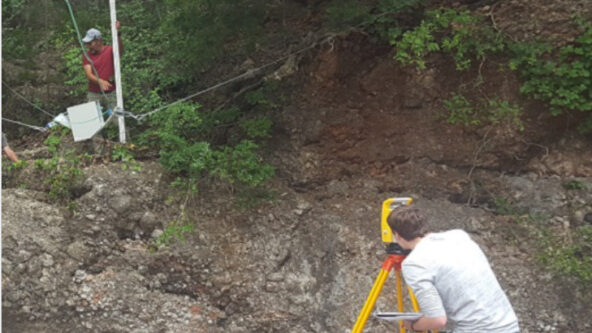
top-left (82, 45), bottom-right (115, 93)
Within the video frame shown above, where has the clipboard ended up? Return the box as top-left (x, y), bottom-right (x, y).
top-left (373, 311), bottom-right (422, 322)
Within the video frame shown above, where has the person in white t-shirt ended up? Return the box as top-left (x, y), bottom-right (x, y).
top-left (387, 207), bottom-right (520, 333)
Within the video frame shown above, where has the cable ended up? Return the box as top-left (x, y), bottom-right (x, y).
top-left (2, 81), bottom-right (56, 118)
top-left (2, 118), bottom-right (48, 132)
top-left (130, 35), bottom-right (334, 121)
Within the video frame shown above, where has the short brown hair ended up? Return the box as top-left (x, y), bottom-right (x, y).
top-left (387, 206), bottom-right (428, 241)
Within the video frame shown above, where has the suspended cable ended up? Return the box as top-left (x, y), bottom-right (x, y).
top-left (129, 35), bottom-right (335, 121)
top-left (2, 117), bottom-right (48, 132)
top-left (2, 81), bottom-right (56, 118)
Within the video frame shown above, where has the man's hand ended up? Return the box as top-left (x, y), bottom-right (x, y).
top-left (115, 20), bottom-right (121, 31)
top-left (98, 79), bottom-right (113, 91)
top-left (403, 320), bottom-right (416, 331)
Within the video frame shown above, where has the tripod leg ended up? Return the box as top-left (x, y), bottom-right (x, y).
top-left (408, 286), bottom-right (420, 312)
top-left (396, 269), bottom-right (406, 333)
top-left (352, 269), bottom-right (390, 333)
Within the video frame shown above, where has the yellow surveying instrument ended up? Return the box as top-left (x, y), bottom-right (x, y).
top-left (352, 197), bottom-right (437, 333)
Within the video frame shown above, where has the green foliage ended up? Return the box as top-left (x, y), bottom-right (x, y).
top-left (538, 225), bottom-right (592, 283)
top-left (2, 0), bottom-right (64, 60)
top-left (170, 177), bottom-right (198, 195)
top-left (159, 0), bottom-right (265, 78)
top-left (389, 7), bottom-right (591, 131)
top-left (146, 102), bottom-right (204, 144)
top-left (564, 180), bottom-right (588, 191)
top-left (485, 98), bottom-right (524, 130)
top-left (43, 153), bottom-right (85, 203)
top-left (30, 128), bottom-right (87, 204)
top-left (499, 201), bottom-right (592, 283)
top-left (111, 144), bottom-right (141, 171)
top-left (508, 22), bottom-right (592, 132)
top-left (2, 26), bottom-right (36, 60)
top-left (241, 117), bottom-right (272, 139)
top-left (161, 141), bottom-right (213, 177)
top-left (245, 81), bottom-right (285, 110)
top-left (198, 107), bottom-right (242, 134)
top-left (493, 196), bottom-right (529, 216)
top-left (211, 140), bottom-right (274, 187)
top-left (140, 102), bottom-right (211, 178)
top-left (2, 0), bottom-right (25, 22)
top-left (443, 94), bottom-right (523, 130)
top-left (392, 8), bottom-right (504, 70)
top-left (392, 19), bottom-right (439, 69)
top-left (246, 90), bottom-right (275, 109)
top-left (443, 94), bottom-right (478, 126)
top-left (139, 102), bottom-right (274, 188)
top-left (44, 126), bottom-right (68, 153)
top-left (154, 218), bottom-right (195, 249)
top-left (2, 159), bottom-right (28, 172)
top-left (117, 1), bottom-right (171, 113)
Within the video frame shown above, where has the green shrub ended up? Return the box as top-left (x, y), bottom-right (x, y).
top-left (443, 94), bottom-right (523, 130)
top-left (57, 26), bottom-right (88, 98)
top-left (389, 7), bottom-right (591, 131)
top-left (486, 98), bottom-right (524, 131)
top-left (198, 107), bottom-right (242, 134)
top-left (443, 94), bottom-right (479, 126)
top-left (154, 218), bottom-right (195, 249)
top-left (538, 225), bottom-right (592, 283)
top-left (27, 128), bottom-right (88, 205)
top-left (392, 8), bottom-right (504, 70)
top-left (241, 117), bottom-right (272, 139)
top-left (138, 102), bottom-right (274, 188)
top-left (493, 196), bottom-right (529, 216)
top-left (111, 144), bottom-right (141, 171)
top-left (508, 21), bottom-right (592, 132)
top-left (211, 140), bottom-right (274, 187)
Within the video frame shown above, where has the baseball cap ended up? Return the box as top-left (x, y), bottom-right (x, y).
top-left (82, 28), bottom-right (102, 43)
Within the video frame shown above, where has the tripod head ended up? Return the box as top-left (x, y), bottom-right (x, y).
top-left (380, 197), bottom-right (413, 254)
top-left (385, 242), bottom-right (411, 255)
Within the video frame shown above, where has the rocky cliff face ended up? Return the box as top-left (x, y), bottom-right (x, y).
top-left (2, 153), bottom-right (591, 332)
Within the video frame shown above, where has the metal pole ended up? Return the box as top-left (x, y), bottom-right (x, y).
top-left (109, 0), bottom-right (126, 143)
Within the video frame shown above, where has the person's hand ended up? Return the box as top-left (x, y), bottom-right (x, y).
top-left (99, 79), bottom-right (113, 91)
top-left (115, 20), bottom-right (121, 31)
top-left (403, 320), bottom-right (416, 331)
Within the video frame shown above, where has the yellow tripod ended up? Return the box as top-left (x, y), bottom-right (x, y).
top-left (352, 198), bottom-right (436, 333)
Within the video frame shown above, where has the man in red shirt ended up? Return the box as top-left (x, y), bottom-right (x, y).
top-left (81, 22), bottom-right (123, 112)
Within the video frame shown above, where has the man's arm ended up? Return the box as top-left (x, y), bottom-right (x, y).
top-left (402, 261), bottom-right (448, 331)
top-left (83, 64), bottom-right (113, 91)
top-left (3, 146), bottom-right (19, 163)
top-left (404, 315), bottom-right (447, 331)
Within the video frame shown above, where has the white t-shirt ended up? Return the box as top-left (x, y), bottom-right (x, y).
top-left (402, 229), bottom-right (520, 333)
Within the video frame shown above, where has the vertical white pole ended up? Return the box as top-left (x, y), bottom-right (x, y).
top-left (109, 0), bottom-right (126, 143)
